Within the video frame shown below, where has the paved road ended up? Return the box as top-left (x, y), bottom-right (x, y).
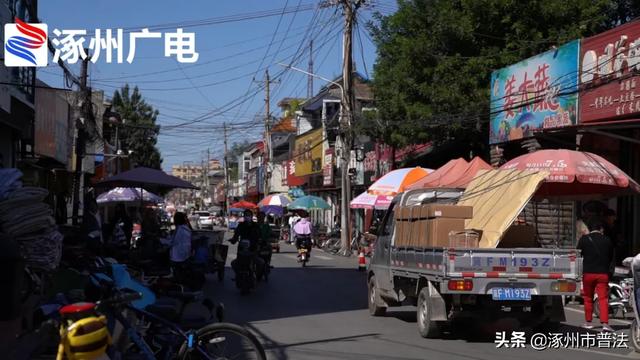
top-left (202, 233), bottom-right (637, 360)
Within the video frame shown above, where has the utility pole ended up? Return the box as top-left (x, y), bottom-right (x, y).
top-left (338, 0), bottom-right (362, 252)
top-left (72, 52), bottom-right (91, 225)
top-left (307, 40), bottom-right (314, 99)
top-left (206, 147), bottom-right (210, 205)
top-left (223, 123), bottom-right (231, 217)
top-left (261, 69), bottom-right (278, 198)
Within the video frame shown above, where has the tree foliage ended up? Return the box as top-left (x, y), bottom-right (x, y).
top-left (367, 0), bottom-right (640, 149)
top-left (112, 85), bottom-right (162, 169)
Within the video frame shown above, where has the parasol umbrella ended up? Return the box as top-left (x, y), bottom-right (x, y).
top-left (367, 167), bottom-right (432, 196)
top-left (500, 149), bottom-right (640, 198)
top-left (258, 194), bottom-right (292, 207)
top-left (96, 187), bottom-right (162, 205)
top-left (95, 167), bottom-right (196, 192)
top-left (229, 200), bottom-right (258, 210)
top-left (350, 191), bottom-right (393, 210)
top-left (258, 194), bottom-right (292, 216)
top-left (289, 195), bottom-right (331, 210)
top-left (405, 158), bottom-right (468, 190)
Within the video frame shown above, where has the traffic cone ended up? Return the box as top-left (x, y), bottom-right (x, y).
top-left (358, 251), bottom-right (366, 271)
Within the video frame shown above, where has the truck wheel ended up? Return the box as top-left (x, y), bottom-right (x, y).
top-left (368, 276), bottom-right (386, 316)
top-left (417, 288), bottom-right (440, 338)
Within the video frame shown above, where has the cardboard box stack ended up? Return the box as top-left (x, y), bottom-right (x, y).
top-left (394, 204), bottom-right (473, 248)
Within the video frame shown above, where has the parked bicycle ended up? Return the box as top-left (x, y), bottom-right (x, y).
top-left (57, 283), bottom-right (266, 360)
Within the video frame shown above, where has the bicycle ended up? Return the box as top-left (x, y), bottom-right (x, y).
top-left (58, 278), bottom-right (267, 360)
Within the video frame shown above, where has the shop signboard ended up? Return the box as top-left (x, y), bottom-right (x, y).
top-left (323, 148), bottom-right (334, 186)
top-left (294, 128), bottom-right (323, 176)
top-left (579, 20), bottom-right (640, 123)
top-left (284, 159), bottom-right (305, 187)
top-left (490, 40), bottom-right (580, 144)
top-left (34, 87), bottom-right (70, 164)
top-left (247, 168), bottom-right (258, 195)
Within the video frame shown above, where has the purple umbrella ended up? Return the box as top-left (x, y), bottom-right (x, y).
top-left (96, 187), bottom-right (163, 205)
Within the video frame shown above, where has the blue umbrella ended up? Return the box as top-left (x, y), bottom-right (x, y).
top-left (288, 195), bottom-right (331, 210)
top-left (96, 187), bottom-right (163, 204)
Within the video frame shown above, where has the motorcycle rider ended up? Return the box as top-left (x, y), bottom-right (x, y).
top-left (293, 211), bottom-right (313, 259)
top-left (229, 209), bottom-right (265, 278)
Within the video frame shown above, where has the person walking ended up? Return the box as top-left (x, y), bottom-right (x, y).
top-left (577, 217), bottom-right (614, 331)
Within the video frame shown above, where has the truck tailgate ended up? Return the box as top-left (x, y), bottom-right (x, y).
top-left (446, 248), bottom-right (580, 280)
top-left (391, 247), bottom-right (581, 280)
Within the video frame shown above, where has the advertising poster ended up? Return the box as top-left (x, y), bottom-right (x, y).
top-left (490, 40), bottom-right (580, 144)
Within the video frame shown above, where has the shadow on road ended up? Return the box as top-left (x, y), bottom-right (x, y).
top-left (204, 265), bottom-right (368, 324)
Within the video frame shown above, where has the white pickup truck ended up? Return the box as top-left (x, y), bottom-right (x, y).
top-left (367, 181), bottom-right (582, 338)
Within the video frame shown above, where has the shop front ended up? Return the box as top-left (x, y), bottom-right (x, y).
top-left (576, 20), bottom-right (640, 257)
top-left (489, 20), bottom-right (640, 257)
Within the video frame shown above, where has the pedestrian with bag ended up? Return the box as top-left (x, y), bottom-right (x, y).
top-left (577, 217), bottom-right (614, 331)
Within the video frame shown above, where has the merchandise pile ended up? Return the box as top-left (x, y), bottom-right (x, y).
top-left (0, 168), bottom-right (63, 270)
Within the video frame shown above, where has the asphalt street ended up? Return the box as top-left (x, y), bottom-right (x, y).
top-left (201, 231), bottom-right (638, 360)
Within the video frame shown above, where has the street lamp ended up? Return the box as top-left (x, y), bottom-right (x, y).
top-left (277, 63), bottom-right (344, 99)
top-left (278, 62), bottom-right (352, 252)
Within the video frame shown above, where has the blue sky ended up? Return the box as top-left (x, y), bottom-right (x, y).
top-left (36, 1), bottom-right (397, 171)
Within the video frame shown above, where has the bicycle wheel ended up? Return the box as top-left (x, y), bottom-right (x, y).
top-left (177, 322), bottom-right (266, 360)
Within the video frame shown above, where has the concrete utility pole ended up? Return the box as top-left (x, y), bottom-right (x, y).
top-left (262, 69), bottom-right (278, 198)
top-left (307, 40), bottom-right (314, 99)
top-left (206, 147), bottom-right (210, 205)
top-left (223, 123), bottom-right (231, 216)
top-left (338, 0), bottom-right (363, 252)
top-left (72, 52), bottom-right (91, 225)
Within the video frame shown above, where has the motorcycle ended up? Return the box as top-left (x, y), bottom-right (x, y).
top-left (235, 239), bottom-right (257, 295)
top-left (297, 236), bottom-right (312, 267)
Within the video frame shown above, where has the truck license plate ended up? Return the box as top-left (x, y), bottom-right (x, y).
top-left (491, 288), bottom-right (531, 301)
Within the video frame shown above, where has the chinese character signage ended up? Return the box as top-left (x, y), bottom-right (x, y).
top-left (294, 128), bottom-right (323, 177)
top-left (323, 148), bottom-right (334, 186)
top-left (284, 160), bottom-right (305, 187)
top-left (247, 168), bottom-right (258, 195)
top-left (490, 40), bottom-right (580, 144)
top-left (579, 20), bottom-right (640, 123)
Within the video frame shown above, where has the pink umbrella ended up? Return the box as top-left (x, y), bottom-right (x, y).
top-left (350, 191), bottom-right (394, 210)
top-left (500, 149), bottom-right (640, 198)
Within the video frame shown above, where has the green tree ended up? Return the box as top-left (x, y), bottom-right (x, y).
top-left (112, 84), bottom-right (162, 169)
top-left (366, 0), bottom-right (640, 151)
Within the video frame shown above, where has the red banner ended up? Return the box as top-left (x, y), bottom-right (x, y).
top-left (580, 20), bottom-right (640, 123)
top-left (284, 160), bottom-right (305, 187)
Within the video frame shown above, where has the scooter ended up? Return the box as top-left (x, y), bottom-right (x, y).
top-left (257, 242), bottom-right (272, 282)
top-left (626, 256), bottom-right (640, 352)
top-left (235, 239), bottom-right (257, 295)
top-left (594, 264), bottom-right (634, 319)
top-left (297, 236), bottom-right (312, 267)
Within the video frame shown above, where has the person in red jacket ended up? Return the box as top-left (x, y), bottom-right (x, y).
top-left (577, 217), bottom-right (614, 332)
